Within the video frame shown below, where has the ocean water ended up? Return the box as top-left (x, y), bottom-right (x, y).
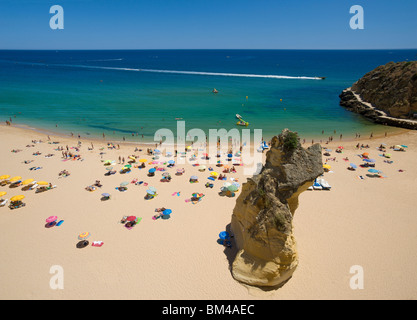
top-left (0, 49), bottom-right (416, 142)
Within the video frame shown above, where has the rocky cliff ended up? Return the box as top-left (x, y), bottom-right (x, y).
top-left (230, 129), bottom-right (323, 288)
top-left (339, 61), bottom-right (417, 130)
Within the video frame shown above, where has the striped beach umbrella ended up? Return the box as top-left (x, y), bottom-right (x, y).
top-left (46, 216), bottom-right (58, 224)
top-left (78, 232), bottom-right (91, 243)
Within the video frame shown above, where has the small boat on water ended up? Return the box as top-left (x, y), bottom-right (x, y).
top-left (236, 120), bottom-right (249, 127)
top-left (212, 88), bottom-right (219, 93)
top-left (236, 114), bottom-right (242, 120)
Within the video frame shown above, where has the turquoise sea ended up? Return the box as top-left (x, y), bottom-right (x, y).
top-left (0, 50), bottom-right (416, 142)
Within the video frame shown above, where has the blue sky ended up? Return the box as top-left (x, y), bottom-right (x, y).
top-left (0, 0), bottom-right (416, 49)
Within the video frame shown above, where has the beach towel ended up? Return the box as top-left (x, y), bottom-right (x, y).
top-left (92, 241), bottom-right (104, 247)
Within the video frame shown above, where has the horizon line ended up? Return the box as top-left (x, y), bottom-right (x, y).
top-left (1, 48), bottom-right (417, 51)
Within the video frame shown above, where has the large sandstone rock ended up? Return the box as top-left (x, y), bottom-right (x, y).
top-left (231, 129), bottom-right (323, 287)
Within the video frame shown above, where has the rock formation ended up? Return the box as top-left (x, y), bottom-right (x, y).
top-left (230, 129), bottom-right (323, 287)
top-left (340, 61), bottom-right (417, 130)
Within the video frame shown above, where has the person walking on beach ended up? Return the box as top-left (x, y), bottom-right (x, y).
top-left (118, 156), bottom-right (121, 164)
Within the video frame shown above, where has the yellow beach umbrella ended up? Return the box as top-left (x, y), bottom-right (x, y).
top-left (323, 164), bottom-right (331, 170)
top-left (139, 159), bottom-right (148, 163)
top-left (22, 179), bottom-right (34, 185)
top-left (11, 195), bottom-right (25, 202)
top-left (210, 172), bottom-right (219, 177)
top-left (0, 175), bottom-right (10, 180)
top-left (9, 176), bottom-right (22, 183)
top-left (0, 192), bottom-right (7, 197)
top-left (37, 181), bottom-right (49, 186)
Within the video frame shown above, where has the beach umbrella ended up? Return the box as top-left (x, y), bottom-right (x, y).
top-left (362, 152), bottom-right (369, 157)
top-left (363, 159), bottom-right (375, 163)
top-left (11, 195), bottom-right (25, 202)
top-left (219, 231), bottom-right (230, 240)
top-left (350, 163), bottom-right (357, 169)
top-left (162, 172), bottom-right (171, 177)
top-left (227, 153), bottom-right (233, 158)
top-left (385, 153), bottom-right (392, 158)
top-left (0, 175), bottom-right (10, 180)
top-left (22, 179), bottom-right (34, 185)
top-left (106, 167), bottom-right (114, 171)
top-left (120, 182), bottom-right (129, 187)
top-left (190, 175), bottom-right (198, 180)
top-left (162, 209), bottom-right (172, 216)
top-left (37, 181), bottom-right (49, 186)
top-left (368, 169), bottom-right (380, 174)
top-left (154, 149), bottom-right (161, 154)
top-left (148, 168), bottom-right (156, 173)
top-left (401, 145), bottom-right (408, 148)
top-left (101, 193), bottom-right (111, 197)
top-left (78, 232), bottom-right (90, 242)
top-left (168, 160), bottom-right (175, 164)
top-left (124, 164), bottom-right (132, 169)
top-left (148, 186), bottom-right (157, 193)
top-left (146, 189), bottom-right (156, 195)
top-left (228, 183), bottom-right (240, 192)
top-left (139, 159), bottom-right (148, 163)
top-left (46, 216), bottom-right (58, 224)
top-left (0, 192), bottom-right (7, 197)
top-left (223, 182), bottom-right (232, 188)
top-left (323, 164), bottom-right (331, 170)
top-left (198, 166), bottom-right (206, 171)
top-left (186, 146), bottom-right (192, 150)
top-left (9, 176), bottom-right (22, 183)
top-left (325, 149), bottom-right (332, 152)
top-left (210, 172), bottom-right (219, 177)
top-left (126, 216), bottom-right (137, 222)
top-left (128, 156), bottom-right (136, 161)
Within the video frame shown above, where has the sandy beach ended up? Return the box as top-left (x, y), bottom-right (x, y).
top-left (0, 123), bottom-right (416, 300)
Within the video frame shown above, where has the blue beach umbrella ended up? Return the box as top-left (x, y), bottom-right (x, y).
top-left (146, 189), bottom-right (156, 195)
top-left (368, 169), bottom-right (380, 173)
top-left (163, 209), bottom-right (172, 215)
top-left (219, 231), bottom-right (230, 240)
top-left (350, 163), bottom-right (357, 169)
top-left (148, 168), bottom-right (156, 173)
top-left (168, 160), bottom-right (175, 164)
top-left (401, 145), bottom-right (408, 148)
top-left (101, 193), bottom-right (110, 197)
